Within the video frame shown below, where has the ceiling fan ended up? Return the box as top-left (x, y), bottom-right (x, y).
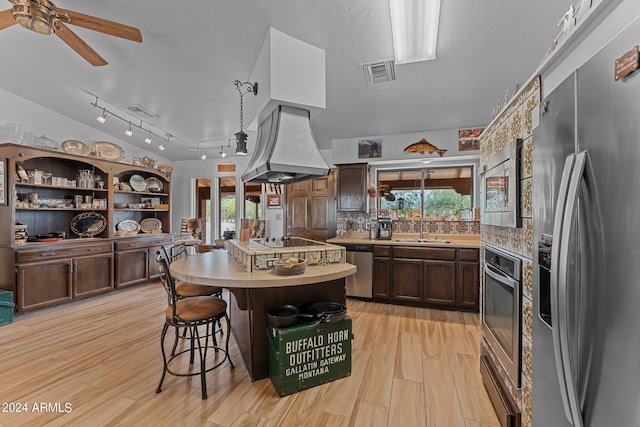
top-left (0, 0), bottom-right (142, 66)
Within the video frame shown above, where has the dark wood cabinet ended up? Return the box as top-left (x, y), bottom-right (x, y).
top-left (424, 260), bottom-right (457, 306)
top-left (457, 249), bottom-right (480, 309)
top-left (74, 253), bottom-right (113, 298)
top-left (393, 258), bottom-right (423, 303)
top-left (0, 144), bottom-right (173, 313)
top-left (17, 259), bottom-right (73, 311)
top-left (15, 241), bottom-right (113, 311)
top-left (373, 246), bottom-right (392, 300)
top-left (114, 236), bottom-right (172, 288)
top-left (372, 245), bottom-right (479, 311)
top-left (336, 163), bottom-right (368, 212)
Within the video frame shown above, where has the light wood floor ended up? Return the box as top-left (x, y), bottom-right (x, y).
top-left (0, 283), bottom-right (499, 427)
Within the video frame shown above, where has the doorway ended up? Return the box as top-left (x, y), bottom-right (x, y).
top-left (195, 178), bottom-right (211, 243)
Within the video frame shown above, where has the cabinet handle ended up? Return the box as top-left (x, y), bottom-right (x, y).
top-left (40, 251), bottom-right (56, 257)
top-left (88, 247), bottom-right (100, 251)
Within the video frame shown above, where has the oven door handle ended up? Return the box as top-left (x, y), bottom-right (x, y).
top-left (552, 152), bottom-right (586, 427)
top-left (483, 262), bottom-right (517, 289)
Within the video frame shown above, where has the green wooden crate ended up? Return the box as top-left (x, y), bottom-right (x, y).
top-left (0, 290), bottom-right (15, 326)
top-left (268, 316), bottom-right (353, 396)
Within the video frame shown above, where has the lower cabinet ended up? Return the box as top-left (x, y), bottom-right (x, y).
top-left (372, 246), bottom-right (392, 301)
top-left (115, 236), bottom-right (172, 288)
top-left (14, 235), bottom-right (171, 312)
top-left (372, 245), bottom-right (479, 311)
top-left (16, 241), bottom-right (113, 311)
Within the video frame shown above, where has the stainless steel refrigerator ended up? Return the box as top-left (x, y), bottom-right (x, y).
top-left (532, 16), bottom-right (640, 427)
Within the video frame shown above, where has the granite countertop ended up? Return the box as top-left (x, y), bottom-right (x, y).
top-left (327, 233), bottom-right (480, 249)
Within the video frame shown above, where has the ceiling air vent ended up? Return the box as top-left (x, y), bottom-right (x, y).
top-left (123, 104), bottom-right (159, 118)
top-left (361, 59), bottom-right (396, 85)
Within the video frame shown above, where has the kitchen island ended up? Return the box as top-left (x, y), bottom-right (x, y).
top-left (170, 250), bottom-right (356, 381)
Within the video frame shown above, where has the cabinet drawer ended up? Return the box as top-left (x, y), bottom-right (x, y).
top-left (17, 242), bottom-right (112, 263)
top-left (393, 246), bottom-right (456, 261)
top-left (115, 237), bottom-right (172, 251)
top-left (459, 248), bottom-right (479, 262)
top-left (373, 246), bottom-right (391, 257)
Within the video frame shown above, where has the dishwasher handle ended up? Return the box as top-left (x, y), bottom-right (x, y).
top-left (343, 244), bottom-right (373, 252)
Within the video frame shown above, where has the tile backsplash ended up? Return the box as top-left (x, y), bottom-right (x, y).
top-left (337, 212), bottom-right (480, 235)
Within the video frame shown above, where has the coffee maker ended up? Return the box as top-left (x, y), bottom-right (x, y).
top-left (377, 217), bottom-right (393, 240)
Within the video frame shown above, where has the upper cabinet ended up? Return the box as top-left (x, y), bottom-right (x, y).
top-left (336, 163), bottom-right (368, 212)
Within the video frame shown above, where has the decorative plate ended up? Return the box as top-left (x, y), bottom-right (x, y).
top-left (61, 140), bottom-right (89, 156)
top-left (145, 177), bottom-right (163, 193)
top-left (90, 141), bottom-right (125, 162)
top-left (71, 212), bottom-right (107, 237)
top-left (116, 219), bottom-right (140, 232)
top-left (129, 174), bottom-right (147, 192)
top-left (140, 218), bottom-right (162, 233)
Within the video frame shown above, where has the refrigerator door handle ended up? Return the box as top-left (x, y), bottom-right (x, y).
top-left (550, 153), bottom-right (580, 426)
top-left (557, 151), bottom-right (589, 427)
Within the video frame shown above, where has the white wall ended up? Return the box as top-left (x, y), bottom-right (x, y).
top-left (0, 88), bottom-right (170, 163)
top-left (330, 127), bottom-right (476, 165)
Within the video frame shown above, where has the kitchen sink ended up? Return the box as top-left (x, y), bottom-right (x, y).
top-left (393, 238), bottom-right (452, 244)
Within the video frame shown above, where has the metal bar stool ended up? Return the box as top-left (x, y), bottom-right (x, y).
top-left (155, 251), bottom-right (234, 400)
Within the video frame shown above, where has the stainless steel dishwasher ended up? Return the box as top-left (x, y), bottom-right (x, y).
top-left (343, 244), bottom-right (373, 299)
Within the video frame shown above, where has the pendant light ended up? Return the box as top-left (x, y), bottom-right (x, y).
top-left (234, 80), bottom-right (258, 156)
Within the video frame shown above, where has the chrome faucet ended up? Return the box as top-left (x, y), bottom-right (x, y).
top-left (412, 213), bottom-right (425, 240)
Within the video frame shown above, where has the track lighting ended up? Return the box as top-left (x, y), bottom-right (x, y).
top-left (158, 144), bottom-right (166, 151)
top-left (125, 122), bottom-right (133, 137)
top-left (220, 147), bottom-right (227, 159)
top-left (144, 132), bottom-right (152, 144)
top-left (96, 108), bottom-right (107, 124)
top-left (201, 153), bottom-right (207, 160)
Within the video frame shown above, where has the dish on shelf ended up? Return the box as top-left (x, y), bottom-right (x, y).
top-left (37, 237), bottom-right (62, 243)
top-left (140, 218), bottom-right (162, 233)
top-left (70, 212), bottom-right (107, 237)
top-left (90, 141), bottom-right (125, 162)
top-left (117, 219), bottom-right (140, 232)
top-left (129, 174), bottom-right (147, 192)
top-left (145, 177), bottom-right (163, 193)
top-left (61, 140), bottom-right (90, 156)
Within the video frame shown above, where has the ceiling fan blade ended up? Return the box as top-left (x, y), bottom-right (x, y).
top-left (56, 8), bottom-right (142, 43)
top-left (0, 9), bottom-right (17, 31)
top-left (55, 22), bottom-right (107, 66)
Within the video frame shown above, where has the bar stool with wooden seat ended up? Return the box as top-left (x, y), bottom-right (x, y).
top-left (155, 251), bottom-right (234, 400)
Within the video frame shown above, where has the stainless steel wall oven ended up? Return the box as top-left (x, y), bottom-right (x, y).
top-left (481, 244), bottom-right (522, 387)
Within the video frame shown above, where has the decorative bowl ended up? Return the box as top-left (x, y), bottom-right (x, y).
top-left (273, 258), bottom-right (307, 275)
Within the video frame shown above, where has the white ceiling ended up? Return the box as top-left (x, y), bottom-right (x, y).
top-left (0, 0), bottom-right (574, 161)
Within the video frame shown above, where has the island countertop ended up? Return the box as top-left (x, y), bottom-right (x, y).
top-left (169, 249), bottom-right (356, 381)
top-left (170, 250), bottom-right (356, 288)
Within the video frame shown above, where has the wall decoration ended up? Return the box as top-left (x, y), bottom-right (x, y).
top-left (458, 128), bottom-right (485, 151)
top-left (358, 139), bottom-right (382, 158)
top-left (407, 209), bottom-right (422, 220)
top-left (403, 138), bottom-right (447, 157)
top-left (267, 194), bottom-right (282, 208)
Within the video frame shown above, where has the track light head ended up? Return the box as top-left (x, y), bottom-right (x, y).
top-left (144, 133), bottom-right (152, 144)
top-left (158, 144), bottom-right (166, 151)
top-left (125, 122), bottom-right (133, 137)
top-left (221, 151), bottom-right (228, 158)
top-left (96, 108), bottom-right (107, 124)
top-left (200, 153), bottom-right (207, 160)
